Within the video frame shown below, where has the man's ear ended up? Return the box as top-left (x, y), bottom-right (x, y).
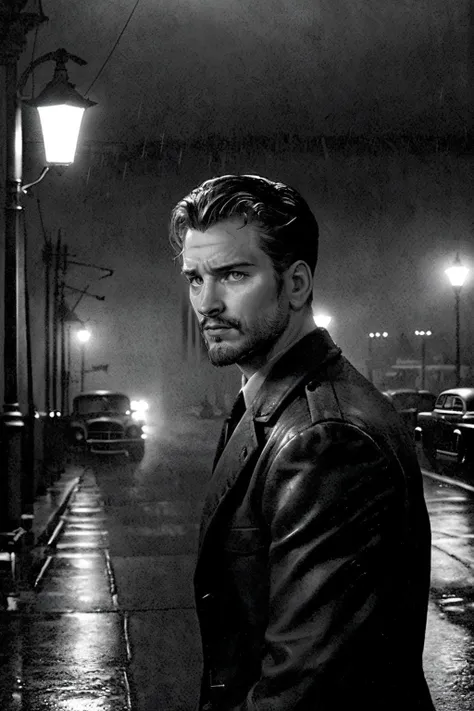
top-left (284, 260), bottom-right (313, 309)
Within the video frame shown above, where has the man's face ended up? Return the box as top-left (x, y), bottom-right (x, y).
top-left (182, 218), bottom-right (290, 370)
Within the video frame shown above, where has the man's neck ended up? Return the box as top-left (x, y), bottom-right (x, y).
top-left (238, 312), bottom-right (316, 381)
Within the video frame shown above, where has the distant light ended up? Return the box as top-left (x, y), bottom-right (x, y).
top-left (49, 411), bottom-right (55, 418)
top-left (445, 254), bottom-right (469, 288)
top-left (415, 330), bottom-right (432, 337)
top-left (131, 399), bottom-right (149, 412)
top-left (369, 331), bottom-right (388, 339)
top-left (313, 312), bottom-right (332, 329)
top-left (77, 328), bottom-right (91, 344)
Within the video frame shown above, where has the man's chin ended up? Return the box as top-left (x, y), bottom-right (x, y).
top-left (207, 344), bottom-right (240, 367)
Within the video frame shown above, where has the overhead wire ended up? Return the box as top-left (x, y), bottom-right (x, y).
top-left (85, 0), bottom-right (142, 97)
top-left (27, 23), bottom-right (40, 98)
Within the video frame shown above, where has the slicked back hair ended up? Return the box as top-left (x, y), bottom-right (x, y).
top-left (169, 174), bottom-right (319, 279)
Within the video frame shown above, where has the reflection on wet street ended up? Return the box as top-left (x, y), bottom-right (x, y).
top-left (424, 468), bottom-right (474, 621)
top-left (0, 469), bottom-right (130, 711)
top-left (422, 456), bottom-right (474, 709)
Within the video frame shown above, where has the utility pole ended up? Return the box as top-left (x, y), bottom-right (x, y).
top-left (22, 213), bottom-right (36, 528)
top-left (42, 239), bottom-right (53, 414)
top-left (52, 230), bottom-right (61, 414)
top-left (454, 289), bottom-right (461, 387)
top-left (60, 243), bottom-right (68, 414)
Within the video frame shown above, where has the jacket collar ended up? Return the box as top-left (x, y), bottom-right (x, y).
top-left (251, 327), bottom-right (341, 423)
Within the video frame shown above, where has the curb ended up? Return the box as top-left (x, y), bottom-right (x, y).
top-left (27, 467), bottom-right (87, 586)
top-left (34, 469), bottom-right (85, 547)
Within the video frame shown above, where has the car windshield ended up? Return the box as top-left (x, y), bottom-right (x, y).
top-left (73, 394), bottom-right (130, 415)
top-left (391, 393), bottom-right (418, 410)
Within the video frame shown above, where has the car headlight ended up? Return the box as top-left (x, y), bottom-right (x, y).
top-left (126, 425), bottom-right (141, 438)
top-left (73, 429), bottom-right (84, 441)
top-left (131, 400), bottom-right (149, 422)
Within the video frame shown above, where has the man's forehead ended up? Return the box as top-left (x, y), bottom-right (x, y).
top-left (182, 221), bottom-right (262, 265)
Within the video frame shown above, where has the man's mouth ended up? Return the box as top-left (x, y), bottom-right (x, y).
top-left (205, 326), bottom-right (232, 334)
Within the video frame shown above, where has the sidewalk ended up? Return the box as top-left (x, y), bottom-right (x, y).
top-left (0, 463), bottom-right (131, 711)
top-left (0, 462), bottom-right (85, 608)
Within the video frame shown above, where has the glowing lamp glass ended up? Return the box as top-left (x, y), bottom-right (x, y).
top-left (445, 264), bottom-right (469, 288)
top-left (77, 329), bottom-right (91, 344)
top-left (37, 104), bottom-right (85, 165)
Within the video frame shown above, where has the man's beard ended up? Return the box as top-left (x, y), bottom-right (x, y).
top-left (201, 297), bottom-right (290, 368)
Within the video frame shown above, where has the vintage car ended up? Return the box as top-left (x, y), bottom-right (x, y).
top-left (68, 390), bottom-right (146, 461)
top-left (382, 389), bottom-right (437, 431)
top-left (414, 387), bottom-right (474, 465)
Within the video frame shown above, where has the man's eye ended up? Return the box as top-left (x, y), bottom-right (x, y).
top-left (227, 271), bottom-right (246, 281)
top-left (188, 276), bottom-right (203, 286)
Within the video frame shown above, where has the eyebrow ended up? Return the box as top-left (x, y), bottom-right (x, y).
top-left (181, 261), bottom-right (255, 277)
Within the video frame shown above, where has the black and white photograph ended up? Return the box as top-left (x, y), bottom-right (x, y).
top-left (0, 1), bottom-right (473, 709)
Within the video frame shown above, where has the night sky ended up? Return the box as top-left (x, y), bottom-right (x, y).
top-left (7, 0), bottom-right (474, 416)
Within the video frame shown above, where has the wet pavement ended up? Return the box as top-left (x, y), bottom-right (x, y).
top-left (421, 463), bottom-right (474, 711)
top-left (0, 467), bottom-right (131, 710)
top-left (0, 418), bottom-right (474, 710)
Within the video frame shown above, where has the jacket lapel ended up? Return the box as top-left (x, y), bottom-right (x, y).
top-left (197, 328), bottom-right (342, 559)
top-left (198, 408), bottom-right (260, 554)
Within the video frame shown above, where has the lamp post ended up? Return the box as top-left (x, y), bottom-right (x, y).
top-left (0, 1), bottom-right (47, 535)
top-left (367, 331), bottom-right (388, 384)
top-left (414, 330), bottom-right (432, 390)
top-left (77, 328), bottom-right (91, 392)
top-left (445, 254), bottom-right (469, 387)
top-left (1, 9), bottom-right (96, 533)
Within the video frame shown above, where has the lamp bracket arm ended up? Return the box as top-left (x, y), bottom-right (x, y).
top-left (63, 284), bottom-right (105, 301)
top-left (66, 260), bottom-right (114, 279)
top-left (22, 166), bottom-right (50, 193)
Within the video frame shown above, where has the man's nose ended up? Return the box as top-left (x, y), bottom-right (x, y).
top-left (196, 279), bottom-right (224, 316)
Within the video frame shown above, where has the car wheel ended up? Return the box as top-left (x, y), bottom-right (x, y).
top-left (128, 442), bottom-right (145, 462)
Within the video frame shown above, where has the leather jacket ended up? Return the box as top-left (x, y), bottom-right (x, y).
top-left (194, 328), bottom-right (435, 710)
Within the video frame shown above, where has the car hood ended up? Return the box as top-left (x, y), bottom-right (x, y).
top-left (71, 415), bottom-right (128, 426)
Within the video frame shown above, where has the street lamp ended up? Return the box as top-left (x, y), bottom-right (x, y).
top-left (77, 328), bottom-right (91, 392)
top-left (20, 48), bottom-right (96, 171)
top-left (445, 254), bottom-right (469, 387)
top-left (414, 330), bottom-right (432, 390)
top-left (1, 6), bottom-right (96, 533)
top-left (313, 312), bottom-right (332, 329)
top-left (367, 331), bottom-right (388, 383)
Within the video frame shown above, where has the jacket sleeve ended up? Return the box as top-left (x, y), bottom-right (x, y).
top-left (233, 420), bottom-right (403, 711)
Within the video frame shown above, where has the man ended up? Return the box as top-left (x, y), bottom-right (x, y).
top-left (169, 175), bottom-right (435, 711)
